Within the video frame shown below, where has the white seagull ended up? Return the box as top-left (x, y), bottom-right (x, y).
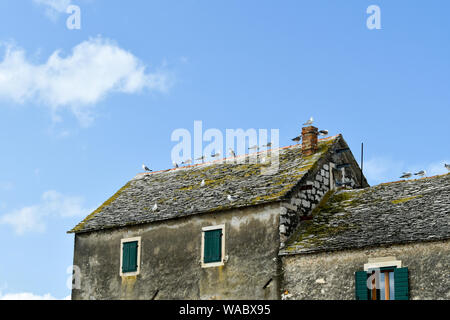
top-left (182, 158), bottom-right (192, 165)
top-left (196, 155), bottom-right (205, 163)
top-left (211, 152), bottom-right (220, 158)
top-left (303, 117), bottom-right (314, 126)
top-left (173, 162), bottom-right (179, 168)
top-left (319, 129), bottom-right (329, 136)
top-left (200, 179), bottom-right (205, 187)
top-left (227, 195), bottom-right (236, 202)
top-left (262, 142), bottom-right (272, 148)
top-left (152, 203), bottom-right (158, 211)
top-left (229, 148), bottom-right (236, 157)
top-left (142, 164), bottom-right (152, 172)
top-left (414, 170), bottom-right (426, 177)
top-left (400, 172), bottom-right (413, 179)
top-left (248, 145), bottom-right (259, 151)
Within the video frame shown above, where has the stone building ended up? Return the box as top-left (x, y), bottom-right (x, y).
top-left (280, 174), bottom-right (450, 300)
top-left (68, 127), bottom-right (449, 300)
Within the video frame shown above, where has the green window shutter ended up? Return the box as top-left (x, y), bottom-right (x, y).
top-left (122, 243), bottom-right (128, 273)
top-left (355, 271), bottom-right (369, 300)
top-left (122, 241), bottom-right (138, 273)
top-left (204, 229), bottom-right (222, 263)
top-left (394, 267), bottom-right (409, 300)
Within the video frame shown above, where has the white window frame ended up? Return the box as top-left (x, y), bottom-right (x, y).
top-left (363, 256), bottom-right (402, 271)
top-left (363, 257), bottom-right (401, 301)
top-left (120, 236), bottom-right (142, 276)
top-left (201, 224), bottom-right (226, 268)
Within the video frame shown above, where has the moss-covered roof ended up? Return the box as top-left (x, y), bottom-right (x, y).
top-left (281, 173), bottom-right (450, 255)
top-left (69, 136), bottom-right (340, 233)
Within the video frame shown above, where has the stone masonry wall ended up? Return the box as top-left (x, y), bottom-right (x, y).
top-left (279, 138), bottom-right (365, 247)
top-left (279, 162), bottom-right (332, 246)
top-left (281, 240), bottom-right (450, 300)
top-left (72, 202), bottom-right (282, 300)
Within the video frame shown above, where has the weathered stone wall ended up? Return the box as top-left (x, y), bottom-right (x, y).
top-left (281, 240), bottom-right (450, 300)
top-left (279, 138), bottom-right (366, 246)
top-left (279, 162), bottom-right (331, 246)
top-left (72, 203), bottom-right (282, 300)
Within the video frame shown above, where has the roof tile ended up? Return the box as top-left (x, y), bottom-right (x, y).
top-left (69, 136), bottom-right (340, 233)
top-left (281, 173), bottom-right (450, 255)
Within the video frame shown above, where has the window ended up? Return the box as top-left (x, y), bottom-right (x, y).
top-left (367, 268), bottom-right (395, 300)
top-left (120, 237), bottom-right (141, 276)
top-left (379, 269), bottom-right (395, 300)
top-left (201, 225), bottom-right (225, 267)
top-left (355, 257), bottom-right (409, 300)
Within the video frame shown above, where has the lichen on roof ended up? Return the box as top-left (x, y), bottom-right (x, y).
top-left (281, 173), bottom-right (450, 255)
top-left (69, 136), bottom-right (340, 234)
top-left (70, 181), bottom-right (132, 233)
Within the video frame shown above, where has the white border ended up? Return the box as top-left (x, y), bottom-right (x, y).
top-left (120, 236), bottom-right (142, 276)
top-left (201, 224), bottom-right (226, 268)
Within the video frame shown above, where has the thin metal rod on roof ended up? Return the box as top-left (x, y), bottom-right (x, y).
top-left (360, 142), bottom-right (364, 188)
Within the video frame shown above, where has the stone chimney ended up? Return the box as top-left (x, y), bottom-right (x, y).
top-left (302, 126), bottom-right (318, 156)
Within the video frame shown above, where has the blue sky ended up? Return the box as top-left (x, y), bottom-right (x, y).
top-left (0, 0), bottom-right (449, 299)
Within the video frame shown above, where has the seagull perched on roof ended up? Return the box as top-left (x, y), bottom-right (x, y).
top-left (292, 135), bottom-right (301, 144)
top-left (248, 145), bottom-right (259, 151)
top-left (142, 164), bottom-right (152, 172)
top-left (227, 194), bottom-right (236, 202)
top-left (200, 179), bottom-right (205, 187)
top-left (228, 148), bottom-right (236, 157)
top-left (196, 155), bottom-right (205, 163)
top-left (303, 117), bottom-right (314, 126)
top-left (445, 164), bottom-right (450, 171)
top-left (173, 162), bottom-right (179, 168)
top-left (400, 172), bottom-right (412, 179)
top-left (211, 152), bottom-right (220, 158)
top-left (181, 158), bottom-right (192, 165)
top-left (414, 170), bottom-right (426, 177)
top-left (262, 142), bottom-right (272, 148)
top-left (319, 129), bottom-right (329, 136)
top-left (152, 203), bottom-right (158, 211)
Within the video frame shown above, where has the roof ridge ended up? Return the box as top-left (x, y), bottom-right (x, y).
top-left (374, 172), bottom-right (450, 187)
top-left (69, 134), bottom-right (342, 234)
top-left (281, 170), bottom-right (450, 256)
top-left (137, 134), bottom-right (341, 176)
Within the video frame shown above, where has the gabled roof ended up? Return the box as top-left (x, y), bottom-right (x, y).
top-left (281, 173), bottom-right (450, 255)
top-left (69, 135), bottom-right (341, 234)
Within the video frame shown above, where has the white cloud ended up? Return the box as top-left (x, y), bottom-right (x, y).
top-left (0, 206), bottom-right (46, 234)
top-left (0, 181), bottom-right (13, 191)
top-left (0, 37), bottom-right (172, 126)
top-left (0, 190), bottom-right (92, 235)
top-left (0, 292), bottom-right (57, 300)
top-left (34, 0), bottom-right (71, 12)
top-left (33, 0), bottom-right (72, 20)
top-left (0, 284), bottom-right (70, 300)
